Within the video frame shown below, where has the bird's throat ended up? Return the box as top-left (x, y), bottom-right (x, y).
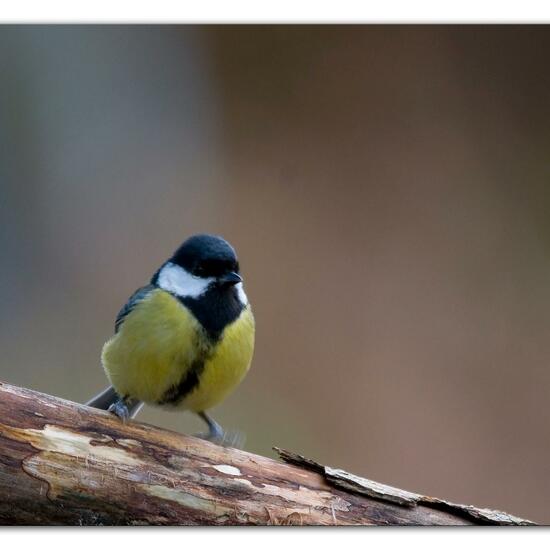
top-left (178, 285), bottom-right (245, 341)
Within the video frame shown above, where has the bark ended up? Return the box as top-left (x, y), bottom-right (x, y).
top-left (0, 381), bottom-right (534, 526)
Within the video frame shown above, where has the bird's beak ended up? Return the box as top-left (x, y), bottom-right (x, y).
top-left (219, 272), bottom-right (243, 286)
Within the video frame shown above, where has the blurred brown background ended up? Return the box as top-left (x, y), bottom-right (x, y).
top-left (1, 25), bottom-right (550, 523)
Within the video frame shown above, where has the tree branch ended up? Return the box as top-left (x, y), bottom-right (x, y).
top-left (0, 382), bottom-right (533, 525)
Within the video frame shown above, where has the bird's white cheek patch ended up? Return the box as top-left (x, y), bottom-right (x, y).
top-left (157, 263), bottom-right (213, 298)
top-left (235, 283), bottom-right (248, 306)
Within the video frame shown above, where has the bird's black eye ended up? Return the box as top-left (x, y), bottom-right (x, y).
top-left (194, 264), bottom-right (206, 276)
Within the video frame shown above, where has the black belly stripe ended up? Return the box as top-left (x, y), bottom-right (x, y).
top-left (156, 284), bottom-right (245, 406)
top-left (157, 355), bottom-right (207, 406)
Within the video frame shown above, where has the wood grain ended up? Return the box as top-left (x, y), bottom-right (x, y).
top-left (0, 382), bottom-right (533, 525)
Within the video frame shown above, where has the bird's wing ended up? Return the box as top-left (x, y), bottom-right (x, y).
top-left (85, 285), bottom-right (156, 417)
top-left (114, 284), bottom-right (156, 333)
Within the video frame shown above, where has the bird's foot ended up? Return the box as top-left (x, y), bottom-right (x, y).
top-left (220, 429), bottom-right (246, 449)
top-left (195, 411), bottom-right (246, 449)
top-left (194, 429), bottom-right (246, 449)
top-left (108, 399), bottom-right (131, 423)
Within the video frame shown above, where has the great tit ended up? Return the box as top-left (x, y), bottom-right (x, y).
top-left (86, 234), bottom-right (255, 445)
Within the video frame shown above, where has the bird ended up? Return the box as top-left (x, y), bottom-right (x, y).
top-left (86, 234), bottom-right (255, 446)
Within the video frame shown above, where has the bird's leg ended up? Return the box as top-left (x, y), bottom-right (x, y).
top-left (197, 411), bottom-right (224, 440)
top-left (195, 411), bottom-right (246, 449)
top-left (108, 396), bottom-right (142, 423)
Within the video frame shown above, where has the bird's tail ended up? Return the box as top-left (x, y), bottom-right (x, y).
top-left (86, 385), bottom-right (143, 418)
top-left (86, 385), bottom-right (118, 409)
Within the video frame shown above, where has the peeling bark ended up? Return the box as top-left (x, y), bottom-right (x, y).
top-left (0, 382), bottom-right (534, 526)
top-left (274, 448), bottom-right (534, 526)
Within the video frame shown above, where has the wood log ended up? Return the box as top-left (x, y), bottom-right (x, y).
top-left (0, 381), bottom-right (534, 526)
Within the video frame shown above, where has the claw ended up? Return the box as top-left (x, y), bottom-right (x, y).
top-left (194, 429), bottom-right (246, 449)
top-left (221, 429), bottom-right (246, 449)
top-left (108, 400), bottom-right (130, 423)
top-left (195, 411), bottom-right (246, 449)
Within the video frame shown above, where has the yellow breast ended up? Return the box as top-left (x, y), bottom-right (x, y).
top-left (101, 288), bottom-right (255, 412)
top-left (181, 306), bottom-right (255, 412)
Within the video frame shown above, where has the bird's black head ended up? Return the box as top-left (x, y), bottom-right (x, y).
top-left (152, 234), bottom-right (243, 290)
top-left (170, 234), bottom-right (241, 283)
top-left (152, 234), bottom-right (248, 340)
